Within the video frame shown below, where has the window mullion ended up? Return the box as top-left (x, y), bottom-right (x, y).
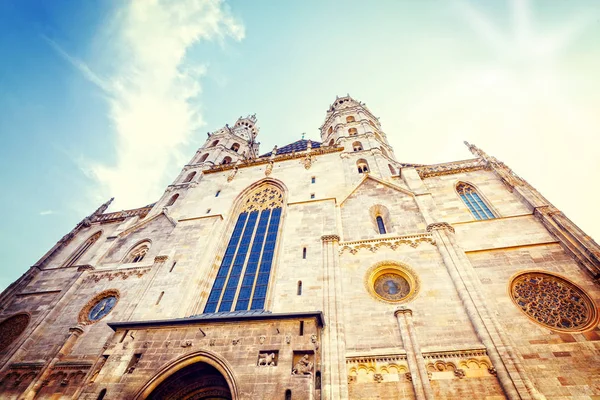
top-left (246, 210), bottom-right (273, 309)
top-left (231, 210), bottom-right (263, 310)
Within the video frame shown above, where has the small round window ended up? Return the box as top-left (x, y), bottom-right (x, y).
top-left (509, 271), bottom-right (598, 332)
top-left (79, 290), bottom-right (120, 325)
top-left (366, 262), bottom-right (419, 304)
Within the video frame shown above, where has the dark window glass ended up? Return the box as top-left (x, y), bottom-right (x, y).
top-left (376, 216), bottom-right (386, 234)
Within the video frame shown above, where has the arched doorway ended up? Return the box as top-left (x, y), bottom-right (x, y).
top-left (147, 362), bottom-right (231, 400)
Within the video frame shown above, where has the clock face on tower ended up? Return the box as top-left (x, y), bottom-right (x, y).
top-left (88, 296), bottom-right (117, 321)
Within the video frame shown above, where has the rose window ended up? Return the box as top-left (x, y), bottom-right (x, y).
top-left (510, 272), bottom-right (597, 332)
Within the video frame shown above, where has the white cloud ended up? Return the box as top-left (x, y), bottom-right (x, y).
top-left (49, 0), bottom-right (244, 209)
top-left (39, 210), bottom-right (55, 216)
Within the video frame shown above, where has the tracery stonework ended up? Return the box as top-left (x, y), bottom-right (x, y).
top-left (241, 185), bottom-right (283, 212)
top-left (510, 272), bottom-right (598, 332)
top-left (374, 273), bottom-right (411, 301)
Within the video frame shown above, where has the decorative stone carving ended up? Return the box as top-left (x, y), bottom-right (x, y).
top-left (416, 158), bottom-right (487, 178)
top-left (454, 369), bottom-right (466, 379)
top-left (285, 334), bottom-right (291, 344)
top-left (339, 234), bottom-right (435, 255)
top-left (509, 271), bottom-right (598, 332)
top-left (405, 372), bottom-right (412, 382)
top-left (259, 335), bottom-right (266, 344)
top-left (321, 234), bottom-right (340, 243)
top-left (76, 265), bottom-right (94, 272)
top-left (154, 255), bottom-right (168, 263)
top-left (84, 267), bottom-right (150, 283)
top-left (257, 351), bottom-right (278, 366)
top-left (232, 339), bottom-right (240, 345)
top-left (426, 222), bottom-right (455, 234)
top-left (373, 373), bottom-right (383, 383)
top-left (181, 340), bottom-right (193, 348)
top-left (265, 161), bottom-right (273, 176)
top-left (209, 339), bottom-right (216, 346)
top-left (348, 375), bottom-right (357, 383)
top-left (292, 355), bottom-right (313, 375)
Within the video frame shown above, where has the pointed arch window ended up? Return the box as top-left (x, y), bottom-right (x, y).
top-left (125, 242), bottom-right (150, 263)
top-left (222, 156), bottom-right (232, 165)
top-left (456, 182), bottom-right (495, 220)
top-left (352, 141), bottom-right (363, 152)
top-left (63, 231), bottom-right (101, 267)
top-left (231, 143), bottom-right (240, 152)
top-left (166, 193), bottom-right (179, 206)
top-left (198, 153), bottom-right (209, 163)
top-left (348, 128), bottom-right (358, 136)
top-left (328, 139), bottom-right (334, 146)
top-left (183, 171), bottom-right (196, 183)
top-left (210, 140), bottom-right (219, 147)
top-left (204, 184), bottom-right (284, 313)
top-left (357, 159), bottom-right (369, 173)
top-left (346, 116), bottom-right (355, 123)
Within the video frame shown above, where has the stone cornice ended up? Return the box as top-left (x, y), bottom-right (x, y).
top-left (203, 146), bottom-right (344, 174)
top-left (416, 158), bottom-right (488, 178)
top-left (339, 233), bottom-right (435, 254)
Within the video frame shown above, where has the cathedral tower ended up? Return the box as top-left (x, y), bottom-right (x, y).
top-left (320, 95), bottom-right (401, 180)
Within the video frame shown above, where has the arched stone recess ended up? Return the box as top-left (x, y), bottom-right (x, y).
top-left (339, 175), bottom-right (425, 241)
top-left (133, 349), bottom-right (239, 400)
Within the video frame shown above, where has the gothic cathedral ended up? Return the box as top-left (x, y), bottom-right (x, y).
top-left (0, 96), bottom-right (599, 399)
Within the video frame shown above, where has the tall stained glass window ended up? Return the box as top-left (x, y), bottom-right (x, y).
top-left (456, 182), bottom-right (495, 220)
top-left (204, 184), bottom-right (284, 313)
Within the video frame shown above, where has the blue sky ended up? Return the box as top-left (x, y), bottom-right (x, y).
top-left (1, 0), bottom-right (599, 290)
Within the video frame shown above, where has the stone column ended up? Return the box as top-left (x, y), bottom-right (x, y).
top-left (394, 308), bottom-right (433, 400)
top-left (321, 234), bottom-right (349, 400)
top-left (20, 325), bottom-right (85, 400)
top-left (427, 223), bottom-right (524, 400)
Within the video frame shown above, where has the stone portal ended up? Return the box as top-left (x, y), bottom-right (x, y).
top-left (147, 362), bottom-right (232, 400)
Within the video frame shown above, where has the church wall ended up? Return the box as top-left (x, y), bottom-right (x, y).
top-left (340, 246), bottom-right (480, 353)
top-left (270, 200), bottom-right (333, 314)
top-left (422, 169), bottom-right (532, 223)
top-left (454, 214), bottom-right (557, 252)
top-left (81, 318), bottom-right (321, 400)
top-left (340, 179), bottom-right (427, 241)
top-left (467, 244), bottom-right (600, 398)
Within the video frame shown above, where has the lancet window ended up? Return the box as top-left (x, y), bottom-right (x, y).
top-left (204, 184), bottom-right (284, 313)
top-left (63, 231), bottom-right (101, 267)
top-left (456, 182), bottom-right (495, 220)
top-left (183, 171), bottom-right (196, 183)
top-left (376, 216), bottom-right (387, 234)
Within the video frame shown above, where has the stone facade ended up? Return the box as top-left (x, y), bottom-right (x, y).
top-left (0, 96), bottom-right (598, 399)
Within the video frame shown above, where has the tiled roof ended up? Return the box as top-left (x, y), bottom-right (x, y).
top-left (261, 139), bottom-right (321, 157)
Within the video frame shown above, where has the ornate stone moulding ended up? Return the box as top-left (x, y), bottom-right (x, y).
top-left (364, 261), bottom-right (420, 304)
top-left (340, 233), bottom-right (435, 255)
top-left (508, 270), bottom-right (598, 332)
top-left (83, 266), bottom-right (151, 283)
top-left (416, 158), bottom-right (488, 178)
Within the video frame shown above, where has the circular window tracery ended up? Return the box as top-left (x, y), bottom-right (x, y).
top-left (509, 271), bottom-right (598, 332)
top-left (0, 313), bottom-right (30, 352)
top-left (79, 290), bottom-right (120, 325)
top-left (365, 262), bottom-right (419, 304)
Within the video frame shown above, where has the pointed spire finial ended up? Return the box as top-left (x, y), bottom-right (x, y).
top-left (301, 132), bottom-right (305, 140)
top-left (93, 197), bottom-right (114, 216)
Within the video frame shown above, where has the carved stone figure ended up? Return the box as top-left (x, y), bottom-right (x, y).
top-left (292, 355), bottom-right (313, 375)
top-left (258, 352), bottom-right (277, 366)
